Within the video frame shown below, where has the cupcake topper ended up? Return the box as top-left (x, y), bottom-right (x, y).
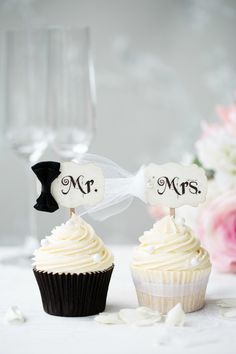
top-left (72, 157), bottom-right (207, 220)
top-left (32, 161), bottom-right (105, 215)
top-left (32, 161), bottom-right (61, 213)
top-left (144, 163), bottom-right (208, 217)
top-left (31, 156), bottom-right (208, 221)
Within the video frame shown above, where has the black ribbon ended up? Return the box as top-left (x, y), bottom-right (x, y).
top-left (31, 161), bottom-right (61, 213)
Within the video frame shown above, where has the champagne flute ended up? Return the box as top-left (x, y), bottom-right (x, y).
top-left (4, 28), bottom-right (50, 260)
top-left (48, 26), bottom-right (96, 159)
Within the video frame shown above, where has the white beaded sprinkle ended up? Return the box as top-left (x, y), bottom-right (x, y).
top-left (190, 257), bottom-right (199, 267)
top-left (41, 239), bottom-right (49, 247)
top-left (92, 253), bottom-right (102, 263)
top-left (145, 245), bottom-right (155, 254)
top-left (175, 217), bottom-right (185, 226)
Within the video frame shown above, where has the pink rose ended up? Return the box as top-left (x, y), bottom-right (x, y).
top-left (148, 205), bottom-right (168, 220)
top-left (198, 191), bottom-right (236, 272)
top-left (200, 121), bottom-right (222, 139)
top-left (216, 104), bottom-right (236, 136)
top-left (196, 123), bottom-right (236, 173)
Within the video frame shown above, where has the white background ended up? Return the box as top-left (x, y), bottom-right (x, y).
top-left (0, 0), bottom-right (236, 245)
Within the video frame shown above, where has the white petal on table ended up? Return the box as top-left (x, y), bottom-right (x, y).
top-left (3, 306), bottom-right (25, 325)
top-left (94, 312), bottom-right (123, 324)
top-left (137, 306), bottom-right (161, 319)
top-left (165, 303), bottom-right (185, 326)
top-left (216, 298), bottom-right (236, 308)
top-left (119, 307), bottom-right (162, 326)
top-left (220, 308), bottom-right (236, 318)
top-left (95, 307), bottom-right (162, 326)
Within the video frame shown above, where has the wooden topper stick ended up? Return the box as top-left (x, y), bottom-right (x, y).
top-left (70, 208), bottom-right (75, 217)
top-left (170, 208), bottom-right (175, 218)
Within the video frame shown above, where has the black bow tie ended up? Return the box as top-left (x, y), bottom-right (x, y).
top-left (31, 161), bottom-right (61, 213)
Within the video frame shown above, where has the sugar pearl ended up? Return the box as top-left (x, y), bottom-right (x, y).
top-left (175, 217), bottom-right (185, 226)
top-left (190, 257), bottom-right (199, 267)
top-left (145, 245), bottom-right (155, 254)
top-left (92, 253), bottom-right (102, 263)
top-left (41, 239), bottom-right (49, 247)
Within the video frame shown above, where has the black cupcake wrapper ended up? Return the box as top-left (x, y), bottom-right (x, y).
top-left (33, 265), bottom-right (114, 317)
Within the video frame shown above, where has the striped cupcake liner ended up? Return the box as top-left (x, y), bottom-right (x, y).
top-left (131, 267), bottom-right (211, 314)
top-left (33, 265), bottom-right (114, 317)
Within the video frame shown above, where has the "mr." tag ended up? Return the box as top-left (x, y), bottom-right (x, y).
top-left (51, 162), bottom-right (105, 208)
top-left (144, 163), bottom-right (207, 208)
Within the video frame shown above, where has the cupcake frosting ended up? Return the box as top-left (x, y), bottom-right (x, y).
top-left (132, 216), bottom-right (211, 271)
top-left (33, 214), bottom-right (113, 274)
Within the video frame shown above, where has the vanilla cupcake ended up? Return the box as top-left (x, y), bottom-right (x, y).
top-left (33, 214), bottom-right (114, 317)
top-left (131, 216), bottom-right (211, 313)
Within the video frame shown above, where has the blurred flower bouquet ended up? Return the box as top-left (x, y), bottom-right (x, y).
top-left (150, 101), bottom-right (236, 272)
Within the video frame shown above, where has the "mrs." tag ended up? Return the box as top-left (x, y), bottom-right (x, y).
top-left (51, 162), bottom-right (104, 208)
top-left (144, 163), bottom-right (207, 208)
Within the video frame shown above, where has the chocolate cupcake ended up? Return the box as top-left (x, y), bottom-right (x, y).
top-left (33, 214), bottom-right (114, 317)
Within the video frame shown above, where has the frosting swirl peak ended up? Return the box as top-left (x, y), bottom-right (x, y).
top-left (132, 216), bottom-right (211, 271)
top-left (33, 214), bottom-right (113, 274)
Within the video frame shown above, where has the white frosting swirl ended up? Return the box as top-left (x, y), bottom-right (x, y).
top-left (33, 214), bottom-right (114, 274)
top-left (132, 216), bottom-right (211, 271)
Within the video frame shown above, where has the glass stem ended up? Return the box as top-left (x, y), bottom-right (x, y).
top-left (26, 160), bottom-right (37, 245)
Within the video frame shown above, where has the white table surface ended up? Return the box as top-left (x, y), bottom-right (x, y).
top-left (1, 245), bottom-right (236, 354)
